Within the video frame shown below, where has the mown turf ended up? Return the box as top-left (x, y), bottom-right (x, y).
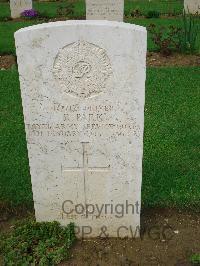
top-left (125, 0), bottom-right (183, 16)
top-left (0, 0), bottom-right (183, 20)
top-left (0, 67), bottom-right (199, 209)
top-left (0, 67), bottom-right (32, 207)
top-left (0, 21), bottom-right (36, 55)
top-left (143, 67), bottom-right (200, 207)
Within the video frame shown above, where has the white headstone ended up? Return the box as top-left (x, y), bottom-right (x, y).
top-left (10, 0), bottom-right (32, 19)
top-left (15, 21), bottom-right (147, 238)
top-left (86, 0), bottom-right (124, 21)
top-left (184, 0), bottom-right (200, 14)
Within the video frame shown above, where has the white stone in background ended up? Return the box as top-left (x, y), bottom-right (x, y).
top-left (184, 0), bottom-right (200, 14)
top-left (86, 0), bottom-right (124, 21)
top-left (15, 20), bottom-right (147, 238)
top-left (10, 0), bottom-right (32, 19)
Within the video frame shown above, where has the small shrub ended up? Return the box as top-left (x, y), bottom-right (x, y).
top-left (167, 8), bottom-right (179, 17)
top-left (38, 11), bottom-right (50, 21)
top-left (130, 8), bottom-right (142, 18)
top-left (56, 3), bottom-right (75, 17)
top-left (190, 254), bottom-right (200, 265)
top-left (178, 10), bottom-right (200, 54)
top-left (148, 24), bottom-right (181, 56)
top-left (21, 9), bottom-right (38, 19)
top-left (0, 220), bottom-right (76, 265)
top-left (146, 10), bottom-right (160, 19)
top-left (38, 11), bottom-right (49, 19)
top-left (0, 16), bottom-right (12, 22)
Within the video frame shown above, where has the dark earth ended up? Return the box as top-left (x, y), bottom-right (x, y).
top-left (0, 55), bottom-right (16, 69)
top-left (147, 52), bottom-right (200, 67)
top-left (60, 208), bottom-right (200, 266)
top-left (1, 208), bottom-right (200, 266)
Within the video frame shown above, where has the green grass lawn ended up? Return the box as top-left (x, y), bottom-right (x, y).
top-left (0, 67), bottom-right (199, 209)
top-left (0, 21), bottom-right (36, 55)
top-left (125, 0), bottom-right (183, 16)
top-left (0, 0), bottom-right (183, 20)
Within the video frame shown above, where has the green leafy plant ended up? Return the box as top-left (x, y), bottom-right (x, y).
top-left (0, 220), bottom-right (76, 265)
top-left (146, 10), bottom-right (160, 18)
top-left (0, 16), bottom-right (12, 22)
top-left (178, 10), bottom-right (200, 54)
top-left (148, 24), bottom-right (181, 56)
top-left (167, 7), bottom-right (179, 17)
top-left (130, 8), bottom-right (142, 18)
top-left (37, 11), bottom-right (49, 20)
top-left (56, 3), bottom-right (75, 17)
top-left (190, 254), bottom-right (200, 265)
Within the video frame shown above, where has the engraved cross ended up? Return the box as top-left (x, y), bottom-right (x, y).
top-left (62, 142), bottom-right (110, 204)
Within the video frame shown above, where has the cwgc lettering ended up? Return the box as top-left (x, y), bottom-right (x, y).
top-left (15, 21), bottom-right (147, 238)
top-left (86, 0), bottom-right (124, 21)
top-left (10, 0), bottom-right (32, 18)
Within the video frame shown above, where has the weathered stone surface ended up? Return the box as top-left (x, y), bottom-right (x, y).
top-left (86, 0), bottom-right (124, 21)
top-left (10, 0), bottom-right (32, 19)
top-left (184, 0), bottom-right (200, 14)
top-left (15, 21), bottom-right (147, 238)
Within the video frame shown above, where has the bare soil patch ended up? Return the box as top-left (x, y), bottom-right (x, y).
top-left (147, 52), bottom-right (200, 67)
top-left (0, 55), bottom-right (16, 69)
top-left (1, 208), bottom-right (199, 266)
top-left (5, 16), bottom-right (86, 23)
top-left (61, 208), bottom-right (200, 266)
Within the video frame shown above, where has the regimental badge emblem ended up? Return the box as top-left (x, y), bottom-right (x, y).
top-left (53, 40), bottom-right (112, 99)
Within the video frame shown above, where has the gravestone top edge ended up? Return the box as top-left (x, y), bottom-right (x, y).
top-left (14, 20), bottom-right (146, 37)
